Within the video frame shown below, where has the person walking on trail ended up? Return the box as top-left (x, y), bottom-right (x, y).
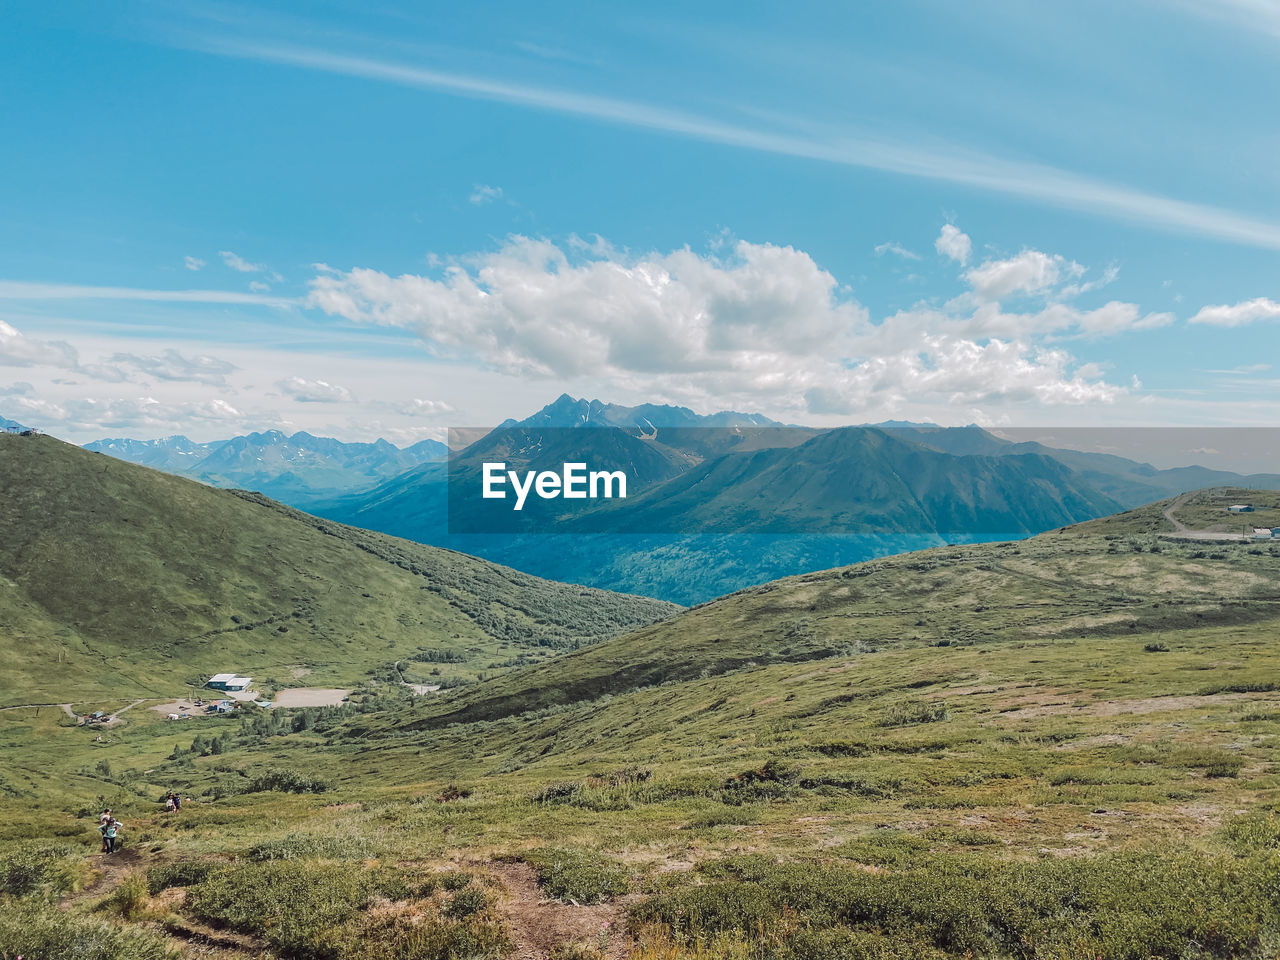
top-left (98, 810), bottom-right (112, 852)
top-left (173, 792), bottom-right (181, 812)
top-left (165, 795), bottom-right (175, 812)
top-left (103, 818), bottom-right (120, 854)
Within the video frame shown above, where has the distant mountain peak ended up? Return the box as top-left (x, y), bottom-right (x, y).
top-left (521, 395), bottom-right (781, 430)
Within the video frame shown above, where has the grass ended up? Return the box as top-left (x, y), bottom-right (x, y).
top-left (1, 485), bottom-right (1279, 956)
top-left (0, 433), bottom-right (675, 706)
top-left (522, 847), bottom-right (632, 904)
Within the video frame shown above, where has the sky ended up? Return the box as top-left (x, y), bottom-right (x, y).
top-left (1, 0), bottom-right (1278, 446)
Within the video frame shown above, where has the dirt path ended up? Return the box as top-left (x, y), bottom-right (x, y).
top-left (1163, 493), bottom-right (1191, 532)
top-left (486, 861), bottom-right (634, 960)
top-left (0, 702), bottom-right (76, 716)
top-left (1161, 493), bottom-right (1247, 541)
top-left (60, 847), bottom-right (145, 908)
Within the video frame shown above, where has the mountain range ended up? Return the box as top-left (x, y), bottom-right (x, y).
top-left (84, 430), bottom-right (448, 501)
top-left (311, 396), bottom-right (1280, 601)
top-left (23, 394), bottom-right (1280, 603)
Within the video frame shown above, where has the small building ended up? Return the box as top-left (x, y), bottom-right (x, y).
top-left (207, 673), bottom-right (253, 691)
top-left (1228, 504), bottom-right (1254, 513)
top-left (1252, 528), bottom-right (1274, 541)
top-left (210, 700), bottom-right (235, 714)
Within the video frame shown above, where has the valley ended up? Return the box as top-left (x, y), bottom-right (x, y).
top-left (0, 442), bottom-right (1277, 959)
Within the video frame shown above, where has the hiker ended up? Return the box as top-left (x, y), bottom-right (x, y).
top-left (164, 795), bottom-right (175, 812)
top-left (173, 792), bottom-right (181, 812)
top-left (104, 818), bottom-right (121, 853)
top-left (98, 810), bottom-right (112, 852)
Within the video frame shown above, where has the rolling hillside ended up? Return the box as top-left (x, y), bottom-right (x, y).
top-left (374, 492), bottom-right (1280, 731)
top-left (2, 490), bottom-right (1276, 959)
top-left (0, 432), bottom-right (674, 705)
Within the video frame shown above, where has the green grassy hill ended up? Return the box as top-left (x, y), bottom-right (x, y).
top-left (366, 494), bottom-right (1280, 731)
top-left (0, 488), bottom-right (1277, 959)
top-left (0, 432), bottom-right (675, 705)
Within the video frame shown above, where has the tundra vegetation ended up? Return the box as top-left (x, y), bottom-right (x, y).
top-left (0, 466), bottom-right (1277, 958)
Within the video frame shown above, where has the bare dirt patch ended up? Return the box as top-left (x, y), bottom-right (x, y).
top-left (272, 687), bottom-right (350, 708)
top-left (485, 860), bottom-right (635, 960)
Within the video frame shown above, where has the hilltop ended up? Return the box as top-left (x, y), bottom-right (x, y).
top-left (0, 432), bottom-right (675, 706)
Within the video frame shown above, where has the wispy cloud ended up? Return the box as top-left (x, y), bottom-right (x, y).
top-left (469, 184), bottom-right (504, 205)
top-left (873, 241), bottom-right (920, 261)
top-left (220, 250), bottom-right (283, 281)
top-left (184, 256), bottom-right (205, 271)
top-left (188, 38), bottom-right (1280, 251)
top-left (0, 281), bottom-right (295, 307)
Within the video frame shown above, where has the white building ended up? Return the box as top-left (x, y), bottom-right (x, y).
top-left (1228, 504), bottom-right (1254, 513)
top-left (1251, 528), bottom-right (1274, 541)
top-left (207, 673), bottom-right (253, 691)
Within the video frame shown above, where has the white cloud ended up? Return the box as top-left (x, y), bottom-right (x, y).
top-left (469, 184), bottom-right (504, 205)
top-left (184, 256), bottom-right (205, 271)
top-left (220, 250), bottom-right (264, 272)
top-left (249, 280), bottom-right (271, 292)
top-left (1189, 297), bottom-right (1280, 326)
top-left (396, 398), bottom-right (454, 417)
top-left (0, 320), bottom-right (80, 369)
top-left (220, 250), bottom-right (283, 282)
top-left (307, 235), bottom-right (1127, 415)
top-left (106, 349), bottom-right (238, 386)
top-left (935, 225), bottom-right (972, 265)
top-left (309, 236), bottom-right (867, 379)
top-left (18, 395), bottom-right (248, 434)
top-left (278, 376), bottom-right (353, 403)
top-left (802, 337), bottom-right (1122, 414)
top-left (874, 241), bottom-right (920, 261)
top-left (965, 250), bottom-right (1083, 300)
top-left (0, 321), bottom-right (240, 388)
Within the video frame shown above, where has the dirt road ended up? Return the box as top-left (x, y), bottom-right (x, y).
top-left (1161, 493), bottom-right (1246, 541)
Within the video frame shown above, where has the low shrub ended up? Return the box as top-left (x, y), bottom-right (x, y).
top-left (183, 859), bottom-right (505, 958)
top-left (632, 848), bottom-right (1280, 959)
top-left (247, 831), bottom-right (375, 861)
top-left (524, 848), bottom-right (631, 904)
top-left (878, 699), bottom-right (950, 727)
top-left (146, 859), bottom-right (220, 894)
top-left (97, 873), bottom-right (149, 921)
top-left (0, 898), bottom-right (177, 960)
top-left (184, 859), bottom-right (380, 954)
top-left (243, 768), bottom-right (328, 794)
top-left (0, 842), bottom-right (80, 897)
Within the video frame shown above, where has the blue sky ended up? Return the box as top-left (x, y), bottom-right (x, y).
top-left (1, 0), bottom-right (1278, 444)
